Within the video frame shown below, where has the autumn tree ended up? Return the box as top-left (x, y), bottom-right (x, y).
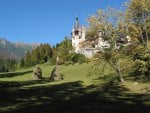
top-left (86, 8), bottom-right (125, 48)
top-left (125, 0), bottom-right (150, 43)
top-left (87, 7), bottom-right (136, 82)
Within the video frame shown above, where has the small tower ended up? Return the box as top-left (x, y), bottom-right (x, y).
top-left (71, 16), bottom-right (86, 52)
top-left (75, 16), bottom-right (79, 30)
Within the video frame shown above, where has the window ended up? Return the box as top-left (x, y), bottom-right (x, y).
top-left (75, 30), bottom-right (79, 35)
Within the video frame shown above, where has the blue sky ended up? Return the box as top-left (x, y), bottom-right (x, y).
top-left (0, 0), bottom-right (127, 45)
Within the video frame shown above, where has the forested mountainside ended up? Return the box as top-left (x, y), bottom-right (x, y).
top-left (0, 38), bottom-right (38, 60)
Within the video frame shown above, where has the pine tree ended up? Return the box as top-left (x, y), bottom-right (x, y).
top-left (20, 58), bottom-right (25, 67)
top-left (25, 51), bottom-right (31, 66)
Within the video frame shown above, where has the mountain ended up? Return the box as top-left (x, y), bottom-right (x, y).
top-left (0, 38), bottom-right (38, 60)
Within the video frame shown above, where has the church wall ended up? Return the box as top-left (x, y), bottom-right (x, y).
top-left (71, 17), bottom-right (110, 58)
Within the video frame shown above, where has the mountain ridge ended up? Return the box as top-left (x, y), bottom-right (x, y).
top-left (0, 38), bottom-right (39, 60)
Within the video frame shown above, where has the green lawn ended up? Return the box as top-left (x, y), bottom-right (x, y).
top-left (0, 63), bottom-right (149, 113)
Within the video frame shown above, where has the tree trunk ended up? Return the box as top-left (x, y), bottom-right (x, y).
top-left (144, 19), bottom-right (148, 44)
top-left (146, 31), bottom-right (149, 44)
top-left (118, 73), bottom-right (124, 82)
top-left (117, 62), bottom-right (124, 82)
top-left (141, 32), bottom-right (145, 43)
top-left (143, 12), bottom-right (148, 44)
top-left (108, 61), bottom-right (124, 82)
top-left (116, 69), bottom-right (124, 82)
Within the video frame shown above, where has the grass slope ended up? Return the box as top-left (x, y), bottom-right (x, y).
top-left (0, 63), bottom-right (150, 113)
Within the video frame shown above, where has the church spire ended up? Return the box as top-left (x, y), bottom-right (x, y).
top-left (75, 15), bottom-right (78, 21)
top-left (74, 15), bottom-right (79, 30)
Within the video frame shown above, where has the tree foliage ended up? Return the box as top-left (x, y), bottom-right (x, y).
top-left (52, 37), bottom-right (88, 65)
top-left (53, 36), bottom-right (72, 62)
top-left (0, 59), bottom-right (17, 72)
top-left (131, 44), bottom-right (150, 79)
top-left (23, 43), bottom-right (52, 67)
top-left (125, 0), bottom-right (150, 43)
top-left (87, 0), bottom-right (150, 82)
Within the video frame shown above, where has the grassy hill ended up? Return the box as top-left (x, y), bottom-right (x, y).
top-left (0, 63), bottom-right (149, 113)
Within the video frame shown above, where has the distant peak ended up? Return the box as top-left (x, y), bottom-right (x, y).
top-left (0, 38), bottom-right (8, 47)
top-left (0, 38), bottom-right (7, 41)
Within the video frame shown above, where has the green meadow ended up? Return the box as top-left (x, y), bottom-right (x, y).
top-left (0, 63), bottom-right (149, 113)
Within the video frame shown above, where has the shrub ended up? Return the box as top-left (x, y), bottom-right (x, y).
top-left (131, 44), bottom-right (150, 79)
top-left (71, 53), bottom-right (88, 64)
top-left (49, 58), bottom-right (56, 66)
top-left (64, 61), bottom-right (73, 66)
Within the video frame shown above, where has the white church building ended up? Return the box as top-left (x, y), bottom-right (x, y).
top-left (71, 17), bottom-right (110, 58)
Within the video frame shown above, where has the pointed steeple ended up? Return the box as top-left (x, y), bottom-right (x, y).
top-left (74, 15), bottom-right (80, 30)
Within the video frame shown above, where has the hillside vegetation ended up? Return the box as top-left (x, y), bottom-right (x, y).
top-left (0, 63), bottom-right (149, 113)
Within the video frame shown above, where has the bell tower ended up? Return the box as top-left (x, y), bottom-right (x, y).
top-left (71, 16), bottom-right (86, 51)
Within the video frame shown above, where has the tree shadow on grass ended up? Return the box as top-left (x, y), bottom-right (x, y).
top-left (0, 70), bottom-right (33, 78)
top-left (0, 78), bottom-right (52, 89)
top-left (0, 80), bottom-right (149, 113)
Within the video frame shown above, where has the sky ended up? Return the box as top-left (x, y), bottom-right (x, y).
top-left (0, 0), bottom-right (128, 45)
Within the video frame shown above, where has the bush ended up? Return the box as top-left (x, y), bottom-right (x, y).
top-left (71, 53), bottom-right (88, 64)
top-left (49, 58), bottom-right (56, 66)
top-left (133, 60), bottom-right (147, 76)
top-left (57, 60), bottom-right (64, 65)
top-left (131, 44), bottom-right (150, 80)
top-left (64, 61), bottom-right (74, 66)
